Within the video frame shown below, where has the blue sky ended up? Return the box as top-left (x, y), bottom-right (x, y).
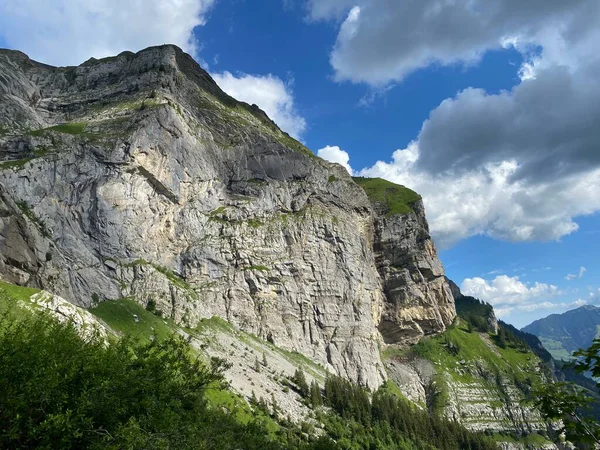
top-left (1, 0), bottom-right (599, 328)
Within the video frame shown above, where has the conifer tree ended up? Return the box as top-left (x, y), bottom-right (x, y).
top-left (309, 380), bottom-right (322, 408)
top-left (293, 367), bottom-right (309, 397)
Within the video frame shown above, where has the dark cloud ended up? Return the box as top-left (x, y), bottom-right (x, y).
top-left (317, 0), bottom-right (591, 84)
top-left (416, 61), bottom-right (600, 182)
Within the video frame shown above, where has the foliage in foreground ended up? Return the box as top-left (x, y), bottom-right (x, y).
top-left (533, 338), bottom-right (600, 447)
top-left (1, 307), bottom-right (501, 449)
top-left (0, 312), bottom-right (291, 449)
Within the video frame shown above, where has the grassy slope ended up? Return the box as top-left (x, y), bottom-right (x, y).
top-left (0, 281), bottom-right (41, 324)
top-left (408, 318), bottom-right (551, 445)
top-left (89, 298), bottom-right (176, 342)
top-left (413, 319), bottom-right (537, 385)
top-left (352, 177), bottom-right (421, 215)
top-left (88, 300), bottom-right (283, 433)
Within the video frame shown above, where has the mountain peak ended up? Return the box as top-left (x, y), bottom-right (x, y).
top-left (522, 304), bottom-right (600, 360)
top-left (0, 45), bottom-right (456, 390)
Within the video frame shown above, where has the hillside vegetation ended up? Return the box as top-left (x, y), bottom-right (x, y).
top-left (0, 282), bottom-right (501, 449)
top-left (353, 177), bottom-right (421, 215)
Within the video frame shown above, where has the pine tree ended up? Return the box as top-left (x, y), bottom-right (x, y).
top-left (293, 367), bottom-right (309, 397)
top-left (271, 392), bottom-right (279, 419)
top-left (309, 380), bottom-right (322, 408)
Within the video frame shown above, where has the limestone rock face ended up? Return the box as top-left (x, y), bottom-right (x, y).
top-left (0, 45), bottom-right (455, 388)
top-left (374, 201), bottom-right (456, 345)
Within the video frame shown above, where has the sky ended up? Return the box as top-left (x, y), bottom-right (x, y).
top-left (1, 0), bottom-right (599, 328)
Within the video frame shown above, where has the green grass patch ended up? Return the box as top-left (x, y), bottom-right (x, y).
top-left (379, 380), bottom-right (412, 403)
top-left (247, 178), bottom-right (267, 185)
top-left (194, 316), bottom-right (236, 335)
top-left (28, 122), bottom-right (88, 137)
top-left (0, 280), bottom-right (40, 303)
top-left (89, 298), bottom-right (176, 342)
top-left (429, 373), bottom-right (450, 415)
top-left (0, 281), bottom-right (41, 327)
top-left (492, 432), bottom-right (552, 446)
top-left (274, 133), bottom-right (316, 158)
top-left (413, 320), bottom-right (537, 387)
top-left (0, 158), bottom-right (34, 170)
top-left (153, 265), bottom-right (192, 290)
top-left (247, 218), bottom-right (263, 228)
top-left (352, 177), bottom-right (421, 216)
top-left (204, 385), bottom-right (279, 435)
top-left (122, 259), bottom-right (192, 291)
top-left (49, 122), bottom-right (87, 134)
top-left (328, 175), bottom-right (338, 183)
top-left (0, 146), bottom-right (52, 170)
top-left (381, 345), bottom-right (410, 361)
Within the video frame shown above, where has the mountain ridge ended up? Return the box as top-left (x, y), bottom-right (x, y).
top-left (522, 305), bottom-right (600, 361)
top-left (0, 44), bottom-right (455, 389)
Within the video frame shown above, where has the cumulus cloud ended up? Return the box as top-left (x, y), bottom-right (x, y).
top-left (415, 67), bottom-right (600, 183)
top-left (358, 143), bottom-right (600, 248)
top-left (461, 275), bottom-right (560, 306)
top-left (565, 266), bottom-right (586, 281)
top-left (460, 274), bottom-right (586, 318)
top-left (317, 145), bottom-right (354, 174)
top-left (0, 0), bottom-right (215, 66)
top-left (212, 71), bottom-right (307, 139)
top-left (309, 0), bottom-right (598, 85)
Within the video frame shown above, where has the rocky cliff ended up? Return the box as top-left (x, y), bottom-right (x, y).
top-left (0, 45), bottom-right (455, 388)
top-left (383, 283), bottom-right (558, 442)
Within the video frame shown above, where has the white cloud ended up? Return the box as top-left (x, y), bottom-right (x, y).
top-left (358, 143), bottom-right (600, 249)
top-left (460, 274), bottom-right (587, 319)
top-left (589, 289), bottom-right (600, 303)
top-left (306, 0), bottom-right (356, 21)
top-left (212, 71), bottom-right (307, 139)
top-left (317, 145), bottom-right (354, 174)
top-left (0, 0), bottom-right (215, 66)
top-left (461, 275), bottom-right (560, 307)
top-left (565, 266), bottom-right (586, 281)
top-left (495, 300), bottom-right (587, 318)
top-left (305, 0), bottom-right (600, 249)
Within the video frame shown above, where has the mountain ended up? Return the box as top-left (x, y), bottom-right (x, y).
top-left (0, 44), bottom-right (455, 389)
top-left (522, 305), bottom-right (600, 360)
top-left (0, 45), bottom-right (566, 448)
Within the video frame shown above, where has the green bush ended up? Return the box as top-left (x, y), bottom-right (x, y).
top-left (0, 300), bottom-right (502, 450)
top-left (0, 312), bottom-right (283, 449)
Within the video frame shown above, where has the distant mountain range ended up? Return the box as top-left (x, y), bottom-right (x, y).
top-left (522, 305), bottom-right (600, 360)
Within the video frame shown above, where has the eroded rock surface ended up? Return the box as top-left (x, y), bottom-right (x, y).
top-left (0, 45), bottom-right (455, 388)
